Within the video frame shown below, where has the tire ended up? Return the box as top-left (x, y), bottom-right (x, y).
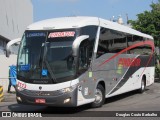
top-left (139, 77), bottom-right (146, 93)
top-left (91, 84), bottom-right (105, 108)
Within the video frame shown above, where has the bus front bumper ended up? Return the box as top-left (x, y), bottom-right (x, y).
top-left (16, 87), bottom-right (78, 107)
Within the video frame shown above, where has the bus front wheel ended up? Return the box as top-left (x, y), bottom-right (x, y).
top-left (91, 84), bottom-right (105, 108)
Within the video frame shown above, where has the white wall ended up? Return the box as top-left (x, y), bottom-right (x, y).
top-left (0, 55), bottom-right (17, 91)
top-left (0, 0), bottom-right (33, 40)
top-left (0, 55), bottom-right (17, 79)
top-left (0, 0), bottom-right (33, 91)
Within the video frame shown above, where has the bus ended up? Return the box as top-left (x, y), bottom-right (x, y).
top-left (10, 16), bottom-right (155, 108)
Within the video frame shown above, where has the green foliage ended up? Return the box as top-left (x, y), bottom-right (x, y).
top-left (155, 54), bottom-right (160, 78)
top-left (128, 0), bottom-right (160, 46)
top-left (155, 65), bottom-right (160, 78)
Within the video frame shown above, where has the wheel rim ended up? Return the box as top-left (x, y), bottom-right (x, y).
top-left (94, 89), bottom-right (103, 104)
top-left (141, 80), bottom-right (145, 90)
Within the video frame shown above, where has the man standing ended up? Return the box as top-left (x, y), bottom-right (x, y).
top-left (8, 65), bottom-right (16, 93)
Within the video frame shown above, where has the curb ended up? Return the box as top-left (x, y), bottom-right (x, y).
top-left (0, 86), bottom-right (4, 102)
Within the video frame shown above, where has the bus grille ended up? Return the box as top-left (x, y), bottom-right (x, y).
top-left (21, 89), bottom-right (64, 96)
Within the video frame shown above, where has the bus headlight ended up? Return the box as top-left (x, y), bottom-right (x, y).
top-left (60, 85), bottom-right (76, 93)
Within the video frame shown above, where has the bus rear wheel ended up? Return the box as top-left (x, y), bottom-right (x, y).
top-left (91, 84), bottom-right (105, 108)
top-left (139, 77), bottom-right (146, 93)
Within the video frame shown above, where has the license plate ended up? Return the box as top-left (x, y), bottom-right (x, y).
top-left (35, 99), bottom-right (46, 104)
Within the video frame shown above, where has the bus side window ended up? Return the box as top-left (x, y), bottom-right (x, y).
top-left (78, 40), bottom-right (93, 72)
top-left (126, 34), bottom-right (133, 54)
top-left (127, 35), bottom-right (144, 54)
top-left (96, 28), bottom-right (127, 58)
top-left (143, 38), bottom-right (152, 55)
top-left (96, 40), bottom-right (109, 58)
top-left (96, 28), bottom-right (112, 58)
top-left (130, 36), bottom-right (144, 54)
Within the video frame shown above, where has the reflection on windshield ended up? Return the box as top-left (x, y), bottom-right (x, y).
top-left (17, 30), bottom-right (76, 84)
top-left (46, 41), bottom-right (74, 79)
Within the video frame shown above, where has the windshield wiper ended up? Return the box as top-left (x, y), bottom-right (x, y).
top-left (38, 44), bottom-right (44, 67)
top-left (41, 35), bottom-right (57, 83)
top-left (44, 58), bottom-right (57, 83)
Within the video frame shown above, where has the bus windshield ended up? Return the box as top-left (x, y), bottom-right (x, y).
top-left (17, 30), bottom-right (76, 84)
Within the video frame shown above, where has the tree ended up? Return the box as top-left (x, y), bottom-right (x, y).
top-left (128, 0), bottom-right (160, 46)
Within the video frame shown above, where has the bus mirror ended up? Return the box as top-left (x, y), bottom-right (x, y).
top-left (72, 35), bottom-right (89, 56)
top-left (6, 49), bottom-right (11, 58)
top-left (6, 38), bottom-right (21, 57)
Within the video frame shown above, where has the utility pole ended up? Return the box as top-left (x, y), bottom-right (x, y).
top-left (126, 13), bottom-right (129, 25)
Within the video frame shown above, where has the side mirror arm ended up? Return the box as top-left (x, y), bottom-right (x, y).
top-left (6, 38), bottom-right (21, 57)
top-left (72, 35), bottom-right (89, 56)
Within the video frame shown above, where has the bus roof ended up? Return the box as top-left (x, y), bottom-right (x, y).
top-left (27, 16), bottom-right (153, 40)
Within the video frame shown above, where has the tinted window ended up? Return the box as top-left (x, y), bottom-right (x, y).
top-left (79, 26), bottom-right (98, 59)
top-left (78, 26), bottom-right (98, 72)
top-left (127, 35), bottom-right (152, 55)
top-left (114, 31), bottom-right (127, 53)
top-left (128, 35), bottom-right (143, 54)
top-left (79, 40), bottom-right (92, 71)
top-left (143, 39), bottom-right (152, 54)
top-left (96, 28), bottom-right (127, 58)
top-left (80, 26), bottom-right (98, 41)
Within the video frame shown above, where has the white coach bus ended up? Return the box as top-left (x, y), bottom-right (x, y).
top-left (8, 16), bottom-right (155, 107)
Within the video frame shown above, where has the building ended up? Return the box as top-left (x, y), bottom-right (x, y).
top-left (0, 0), bottom-right (33, 90)
top-left (0, 0), bottom-right (33, 54)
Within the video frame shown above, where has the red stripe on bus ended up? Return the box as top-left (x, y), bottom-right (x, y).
top-left (98, 40), bottom-right (154, 67)
top-left (140, 41), bottom-right (154, 78)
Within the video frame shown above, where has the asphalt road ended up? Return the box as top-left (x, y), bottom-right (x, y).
top-left (0, 81), bottom-right (160, 119)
